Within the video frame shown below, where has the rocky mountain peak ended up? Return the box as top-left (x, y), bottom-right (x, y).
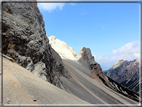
top-left (77, 47), bottom-right (103, 76)
top-left (133, 59), bottom-right (139, 63)
top-left (49, 35), bottom-right (77, 59)
top-left (107, 59), bottom-right (140, 92)
top-left (110, 59), bottom-right (126, 70)
top-left (77, 47), bottom-right (95, 65)
top-left (49, 35), bottom-right (56, 41)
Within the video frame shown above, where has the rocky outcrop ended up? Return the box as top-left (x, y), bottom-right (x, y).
top-left (107, 59), bottom-right (140, 92)
top-left (77, 47), bottom-right (104, 78)
top-left (77, 47), bottom-right (95, 65)
top-left (2, 2), bottom-right (67, 90)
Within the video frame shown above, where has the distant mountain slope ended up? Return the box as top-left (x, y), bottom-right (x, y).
top-left (107, 59), bottom-right (140, 92)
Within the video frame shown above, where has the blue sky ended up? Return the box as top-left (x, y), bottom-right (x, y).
top-left (37, 2), bottom-right (140, 70)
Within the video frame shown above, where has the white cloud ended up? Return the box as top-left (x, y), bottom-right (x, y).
top-left (112, 40), bottom-right (140, 54)
top-left (37, 0), bottom-right (77, 12)
top-left (37, 3), bottom-right (65, 12)
top-left (133, 53), bottom-right (140, 58)
top-left (93, 40), bottom-right (140, 70)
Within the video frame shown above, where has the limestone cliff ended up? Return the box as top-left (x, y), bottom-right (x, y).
top-left (2, 2), bottom-right (67, 90)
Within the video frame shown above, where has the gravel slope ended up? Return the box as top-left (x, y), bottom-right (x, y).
top-left (3, 57), bottom-right (89, 105)
top-left (61, 59), bottom-right (139, 105)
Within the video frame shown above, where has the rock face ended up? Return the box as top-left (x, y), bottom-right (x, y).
top-left (107, 59), bottom-right (140, 92)
top-left (77, 47), bottom-right (95, 65)
top-left (2, 2), bottom-right (67, 90)
top-left (77, 47), bottom-right (103, 77)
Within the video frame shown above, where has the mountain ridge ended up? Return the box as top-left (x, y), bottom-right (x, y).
top-left (106, 59), bottom-right (140, 92)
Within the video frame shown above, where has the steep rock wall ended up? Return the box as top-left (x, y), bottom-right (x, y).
top-left (2, 2), bottom-right (67, 90)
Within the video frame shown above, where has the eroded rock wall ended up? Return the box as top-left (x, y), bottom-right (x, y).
top-left (2, 2), bottom-right (67, 90)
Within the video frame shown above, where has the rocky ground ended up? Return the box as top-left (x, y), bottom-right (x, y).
top-left (61, 59), bottom-right (138, 104)
top-left (3, 57), bottom-right (89, 104)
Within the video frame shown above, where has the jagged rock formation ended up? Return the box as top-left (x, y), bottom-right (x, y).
top-left (77, 47), bottom-right (96, 65)
top-left (107, 59), bottom-right (140, 92)
top-left (2, 2), bottom-right (67, 90)
top-left (77, 47), bottom-right (139, 101)
top-left (77, 47), bottom-right (105, 79)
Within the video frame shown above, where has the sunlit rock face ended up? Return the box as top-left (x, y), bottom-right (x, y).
top-left (49, 35), bottom-right (77, 60)
top-left (2, 2), bottom-right (68, 90)
top-left (107, 59), bottom-right (140, 92)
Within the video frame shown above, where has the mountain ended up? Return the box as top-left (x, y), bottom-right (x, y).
top-left (2, 1), bottom-right (140, 105)
top-left (49, 36), bottom-right (139, 103)
top-left (107, 59), bottom-right (140, 92)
